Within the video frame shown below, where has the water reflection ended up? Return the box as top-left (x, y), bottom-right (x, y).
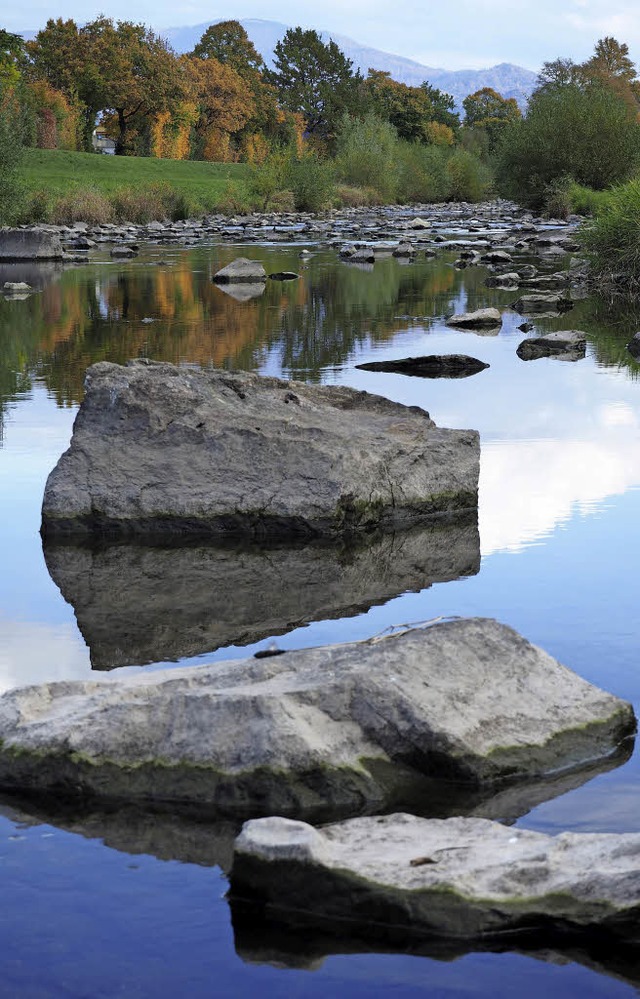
top-left (43, 520), bottom-right (480, 669)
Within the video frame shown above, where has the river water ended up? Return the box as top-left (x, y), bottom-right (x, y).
top-left (0, 232), bottom-right (639, 996)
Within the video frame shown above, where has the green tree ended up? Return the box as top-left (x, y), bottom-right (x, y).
top-left (365, 70), bottom-right (458, 143)
top-left (192, 21), bottom-right (264, 77)
top-left (0, 29), bottom-right (25, 84)
top-left (265, 28), bottom-right (361, 140)
top-left (496, 82), bottom-right (640, 208)
top-left (462, 87), bottom-right (521, 151)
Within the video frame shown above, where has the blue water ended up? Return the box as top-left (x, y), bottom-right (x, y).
top-left (0, 240), bottom-right (639, 996)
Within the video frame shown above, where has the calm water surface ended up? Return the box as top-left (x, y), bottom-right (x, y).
top-left (1, 238), bottom-right (639, 996)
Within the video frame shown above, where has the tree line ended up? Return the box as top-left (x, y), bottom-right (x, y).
top-left (0, 18), bottom-right (519, 161)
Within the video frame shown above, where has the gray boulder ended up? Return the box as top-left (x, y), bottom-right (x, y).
top-left (511, 293), bottom-right (573, 314)
top-left (484, 272), bottom-right (520, 289)
top-left (480, 250), bottom-right (513, 264)
top-left (0, 229), bottom-right (63, 260)
top-left (517, 330), bottom-right (586, 361)
top-left (445, 308), bottom-right (502, 331)
top-left (392, 242), bottom-right (415, 257)
top-left (110, 246), bottom-right (138, 258)
top-left (42, 520), bottom-right (480, 668)
top-left (41, 360), bottom-right (479, 540)
top-left (0, 618), bottom-right (633, 814)
top-left (231, 813), bottom-right (640, 944)
top-left (213, 258), bottom-right (266, 283)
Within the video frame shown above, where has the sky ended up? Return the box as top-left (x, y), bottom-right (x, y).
top-left (8, 0), bottom-right (640, 72)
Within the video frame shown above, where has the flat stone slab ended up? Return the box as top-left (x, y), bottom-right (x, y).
top-left (445, 308), bottom-right (502, 330)
top-left (511, 293), bottom-right (573, 314)
top-left (213, 258), bottom-right (267, 283)
top-left (42, 519), bottom-right (480, 668)
top-left (0, 618), bottom-right (633, 815)
top-left (356, 355), bottom-right (489, 378)
top-left (231, 813), bottom-right (640, 944)
top-left (517, 331), bottom-right (586, 361)
top-left (0, 229), bottom-right (63, 261)
top-left (40, 360), bottom-right (479, 540)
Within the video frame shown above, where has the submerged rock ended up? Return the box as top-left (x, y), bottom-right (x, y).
top-left (517, 331), bottom-right (586, 361)
top-left (0, 229), bottom-right (63, 261)
top-left (212, 258), bottom-right (267, 283)
top-left (231, 813), bottom-right (640, 945)
top-left (41, 360), bottom-right (479, 540)
top-left (43, 520), bottom-right (480, 669)
top-left (445, 308), bottom-right (502, 331)
top-left (355, 355), bottom-right (489, 378)
top-left (0, 618), bottom-right (633, 813)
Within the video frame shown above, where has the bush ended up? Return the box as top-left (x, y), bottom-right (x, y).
top-left (0, 86), bottom-right (26, 223)
top-left (50, 187), bottom-right (113, 225)
top-left (446, 149), bottom-right (492, 202)
top-left (496, 83), bottom-right (640, 209)
top-left (396, 142), bottom-right (450, 203)
top-left (543, 176), bottom-right (572, 219)
top-left (334, 184), bottom-right (383, 207)
top-left (579, 178), bottom-right (640, 289)
top-left (285, 153), bottom-right (335, 212)
top-left (248, 150), bottom-right (289, 209)
top-left (568, 182), bottom-right (611, 217)
top-left (334, 114), bottom-right (399, 200)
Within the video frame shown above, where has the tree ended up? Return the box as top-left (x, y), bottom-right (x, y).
top-left (181, 55), bottom-right (254, 160)
top-left (496, 82), bottom-right (640, 207)
top-left (192, 21), bottom-right (264, 77)
top-left (535, 57), bottom-right (582, 93)
top-left (463, 87), bottom-right (521, 151)
top-left (365, 70), bottom-right (459, 143)
top-left (0, 29), bottom-right (25, 85)
top-left (265, 28), bottom-right (361, 140)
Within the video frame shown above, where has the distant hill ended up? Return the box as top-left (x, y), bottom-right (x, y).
top-left (162, 18), bottom-right (537, 110)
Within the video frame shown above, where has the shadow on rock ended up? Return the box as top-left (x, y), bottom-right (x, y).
top-left (43, 519), bottom-right (480, 669)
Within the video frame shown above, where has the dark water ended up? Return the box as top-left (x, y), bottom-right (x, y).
top-left (1, 238), bottom-right (639, 996)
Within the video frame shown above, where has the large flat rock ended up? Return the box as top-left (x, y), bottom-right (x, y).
top-left (0, 619), bottom-right (633, 816)
top-left (0, 229), bottom-right (64, 260)
top-left (40, 360), bottom-right (479, 540)
top-left (231, 813), bottom-right (640, 945)
top-left (43, 519), bottom-right (480, 668)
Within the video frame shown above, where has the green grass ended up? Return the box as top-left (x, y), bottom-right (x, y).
top-left (23, 148), bottom-right (249, 199)
top-left (17, 148), bottom-right (252, 222)
top-left (579, 177), bottom-right (640, 290)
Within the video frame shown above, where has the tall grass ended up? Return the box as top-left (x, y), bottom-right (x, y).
top-left (579, 178), bottom-right (640, 290)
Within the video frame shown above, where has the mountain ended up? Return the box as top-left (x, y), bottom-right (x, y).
top-left (162, 18), bottom-right (537, 110)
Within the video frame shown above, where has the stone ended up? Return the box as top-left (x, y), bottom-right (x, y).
top-left (511, 293), bottom-right (573, 314)
top-left (516, 330), bottom-right (586, 361)
top-left (445, 308), bottom-right (502, 331)
top-left (355, 355), bottom-right (489, 378)
top-left (484, 273), bottom-right (520, 289)
top-left (110, 246), bottom-right (138, 258)
top-left (627, 333), bottom-right (640, 360)
top-left (2, 281), bottom-right (32, 293)
top-left (0, 229), bottom-right (63, 260)
top-left (392, 242), bottom-right (415, 257)
top-left (480, 250), bottom-right (513, 264)
top-left (349, 248), bottom-right (375, 264)
top-left (407, 218), bottom-right (431, 230)
top-left (212, 258), bottom-right (266, 283)
top-left (42, 519), bottom-right (480, 669)
top-left (268, 271), bottom-right (299, 281)
top-left (231, 813), bottom-right (640, 945)
top-left (0, 618), bottom-right (633, 813)
top-left (41, 360), bottom-right (479, 540)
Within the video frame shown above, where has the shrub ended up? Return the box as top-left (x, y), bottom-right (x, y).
top-left (334, 113), bottom-right (399, 200)
top-left (334, 184), bottom-right (383, 207)
top-left (285, 153), bottom-right (335, 212)
top-left (396, 142), bottom-right (450, 203)
top-left (579, 178), bottom-right (640, 289)
top-left (568, 182), bottom-right (611, 217)
top-left (248, 150), bottom-right (290, 209)
top-left (50, 187), bottom-right (113, 225)
top-left (446, 149), bottom-right (493, 202)
top-left (543, 176), bottom-right (572, 219)
top-left (496, 83), bottom-right (640, 209)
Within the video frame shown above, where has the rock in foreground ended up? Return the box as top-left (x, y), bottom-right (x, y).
top-left (356, 355), bottom-right (489, 378)
top-left (41, 360), bottom-right (479, 540)
top-left (231, 813), bottom-right (640, 943)
top-left (0, 619), bottom-right (633, 814)
top-left (213, 258), bottom-right (266, 283)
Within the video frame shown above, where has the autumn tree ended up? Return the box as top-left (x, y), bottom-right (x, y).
top-left (265, 28), bottom-right (362, 141)
top-left (462, 87), bottom-right (521, 151)
top-left (192, 21), bottom-right (264, 77)
top-left (365, 70), bottom-right (458, 143)
top-left (181, 55), bottom-right (254, 160)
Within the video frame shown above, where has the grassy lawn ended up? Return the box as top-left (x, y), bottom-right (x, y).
top-left (20, 149), bottom-right (252, 220)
